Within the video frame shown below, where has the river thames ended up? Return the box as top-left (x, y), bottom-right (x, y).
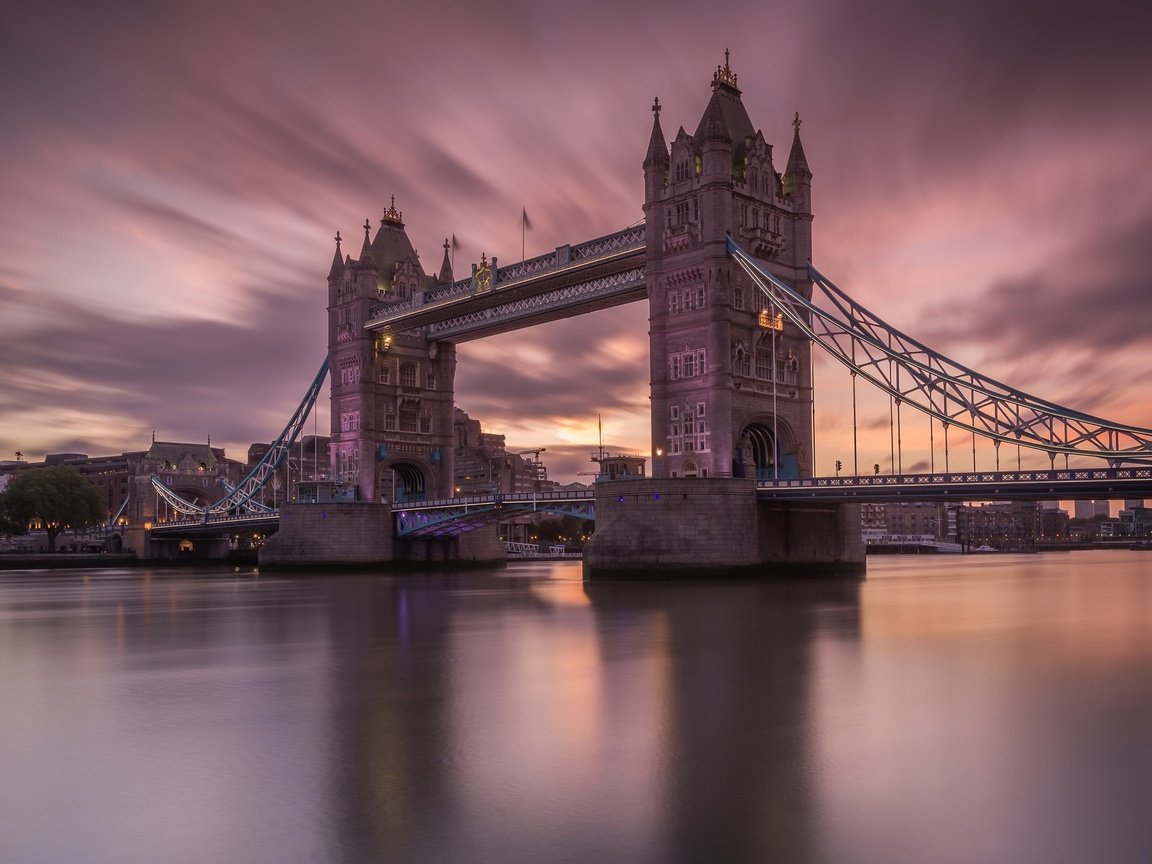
top-left (2, 550), bottom-right (1150, 863)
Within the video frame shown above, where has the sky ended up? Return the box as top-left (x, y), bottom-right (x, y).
top-left (2, 0), bottom-right (1151, 485)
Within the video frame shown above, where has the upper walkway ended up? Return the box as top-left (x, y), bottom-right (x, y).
top-left (363, 225), bottom-right (645, 341)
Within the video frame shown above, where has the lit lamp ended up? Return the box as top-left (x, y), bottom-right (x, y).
top-left (143, 521), bottom-right (153, 531)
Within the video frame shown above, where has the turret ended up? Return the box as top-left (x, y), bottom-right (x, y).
top-left (783, 112), bottom-right (812, 214)
top-left (644, 97), bottom-right (669, 203)
top-left (438, 238), bottom-right (454, 284)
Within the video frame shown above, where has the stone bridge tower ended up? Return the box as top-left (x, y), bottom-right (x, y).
top-left (327, 200), bottom-right (457, 503)
top-left (644, 55), bottom-right (814, 481)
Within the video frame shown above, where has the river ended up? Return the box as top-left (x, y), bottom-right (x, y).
top-left (1, 550), bottom-right (1150, 863)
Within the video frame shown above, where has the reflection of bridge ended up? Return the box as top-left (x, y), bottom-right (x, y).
top-left (145, 56), bottom-right (1152, 575)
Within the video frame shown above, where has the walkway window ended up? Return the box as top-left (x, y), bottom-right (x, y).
top-left (400, 406), bottom-right (418, 433)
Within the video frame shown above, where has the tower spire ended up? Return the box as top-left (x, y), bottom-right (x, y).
top-left (438, 237), bottom-right (454, 284)
top-left (644, 96), bottom-right (669, 168)
top-left (785, 111), bottom-right (811, 179)
top-left (328, 230), bottom-right (344, 281)
top-left (358, 218), bottom-right (374, 264)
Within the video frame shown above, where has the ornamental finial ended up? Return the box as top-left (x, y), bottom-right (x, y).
top-left (793, 111), bottom-right (802, 132)
top-left (652, 96), bottom-right (661, 118)
top-left (714, 49), bottom-right (738, 88)
top-left (381, 194), bottom-right (404, 226)
top-left (334, 230), bottom-right (342, 246)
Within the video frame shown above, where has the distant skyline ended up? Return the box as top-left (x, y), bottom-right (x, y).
top-left (3, 0), bottom-right (1151, 483)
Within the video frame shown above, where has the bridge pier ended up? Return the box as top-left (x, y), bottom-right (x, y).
top-left (582, 478), bottom-right (864, 580)
top-left (259, 502), bottom-right (506, 570)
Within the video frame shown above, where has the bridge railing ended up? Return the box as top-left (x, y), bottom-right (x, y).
top-left (759, 466), bottom-right (1152, 491)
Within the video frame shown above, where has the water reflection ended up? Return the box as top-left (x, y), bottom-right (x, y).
top-left (1, 554), bottom-right (1150, 863)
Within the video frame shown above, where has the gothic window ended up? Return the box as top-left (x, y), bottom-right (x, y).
top-left (338, 355), bottom-right (361, 387)
top-left (741, 204), bottom-right (750, 228)
top-left (695, 285), bottom-right (705, 308)
top-left (733, 275), bottom-right (745, 310)
top-left (735, 344), bottom-right (751, 377)
top-left (337, 446), bottom-right (359, 483)
top-left (751, 169), bottom-right (759, 193)
top-left (695, 402), bottom-right (709, 452)
top-left (384, 411), bottom-right (397, 432)
top-left (340, 411), bottom-right (360, 433)
top-left (399, 362), bottom-right (418, 388)
top-left (755, 348), bottom-right (772, 380)
top-left (377, 361), bottom-right (390, 384)
top-left (425, 371), bottom-right (436, 390)
top-left (675, 160), bottom-right (690, 182)
top-left (419, 414), bottom-right (432, 434)
top-left (675, 201), bottom-right (689, 225)
top-left (669, 349), bottom-right (707, 380)
top-left (669, 405), bottom-right (682, 455)
top-left (669, 292), bottom-right (680, 314)
top-left (691, 198), bottom-right (698, 221)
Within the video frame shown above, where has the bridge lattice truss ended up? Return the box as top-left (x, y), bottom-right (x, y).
top-left (395, 492), bottom-right (594, 537)
top-left (150, 359), bottom-right (329, 517)
top-left (728, 237), bottom-right (1152, 466)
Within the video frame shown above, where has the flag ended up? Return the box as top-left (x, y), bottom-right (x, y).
top-left (522, 206), bottom-right (532, 231)
top-left (451, 233), bottom-right (460, 250)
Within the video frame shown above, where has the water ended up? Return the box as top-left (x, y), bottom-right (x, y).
top-left (1, 551), bottom-right (1150, 863)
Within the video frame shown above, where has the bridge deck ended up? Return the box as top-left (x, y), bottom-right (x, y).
top-left (757, 466), bottom-right (1152, 501)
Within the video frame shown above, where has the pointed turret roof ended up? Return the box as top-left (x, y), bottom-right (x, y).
top-left (370, 195), bottom-right (424, 282)
top-left (644, 96), bottom-right (669, 167)
top-left (438, 238), bottom-right (453, 284)
top-left (357, 218), bottom-right (375, 266)
top-left (327, 231), bottom-right (344, 281)
top-left (785, 112), bottom-right (812, 179)
top-left (693, 51), bottom-right (755, 149)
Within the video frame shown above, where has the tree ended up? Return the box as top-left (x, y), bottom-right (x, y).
top-left (2, 466), bottom-right (104, 551)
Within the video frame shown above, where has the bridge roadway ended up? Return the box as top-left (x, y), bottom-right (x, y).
top-left (146, 465), bottom-right (1152, 538)
top-left (363, 225), bottom-right (645, 341)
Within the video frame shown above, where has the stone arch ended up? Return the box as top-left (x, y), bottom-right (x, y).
top-left (735, 417), bottom-right (799, 481)
top-left (681, 458), bottom-right (700, 478)
top-left (378, 459), bottom-right (429, 504)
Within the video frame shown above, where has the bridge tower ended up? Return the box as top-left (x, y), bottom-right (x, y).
top-left (644, 54), bottom-right (814, 481)
top-left (326, 200), bottom-right (458, 503)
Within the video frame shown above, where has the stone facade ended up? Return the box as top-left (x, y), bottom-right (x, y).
top-left (327, 203), bottom-right (458, 505)
top-left (644, 57), bottom-right (814, 482)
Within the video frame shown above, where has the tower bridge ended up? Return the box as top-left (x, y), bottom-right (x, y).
top-left (143, 55), bottom-right (1152, 575)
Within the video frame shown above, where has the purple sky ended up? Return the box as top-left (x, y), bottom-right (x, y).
top-left (3, 0), bottom-right (1151, 483)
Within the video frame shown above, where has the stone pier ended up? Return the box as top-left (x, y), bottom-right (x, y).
top-left (582, 478), bottom-right (864, 580)
top-left (259, 502), bottom-right (505, 570)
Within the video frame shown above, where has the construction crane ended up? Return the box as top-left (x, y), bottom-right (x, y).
top-left (515, 448), bottom-right (548, 482)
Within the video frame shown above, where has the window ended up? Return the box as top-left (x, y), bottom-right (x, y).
top-left (675, 201), bottom-right (689, 225)
top-left (755, 348), bottom-right (772, 380)
top-left (338, 355), bottom-right (360, 387)
top-left (384, 412), bottom-right (397, 431)
top-left (337, 446), bottom-right (359, 483)
top-left (735, 345), bottom-right (750, 377)
top-left (669, 349), bottom-right (707, 380)
top-left (377, 362), bottom-right (390, 384)
top-left (733, 275), bottom-right (745, 310)
top-left (425, 371), bottom-right (436, 390)
top-left (399, 362), bottom-right (417, 388)
top-left (399, 405), bottom-right (418, 432)
top-left (675, 161), bottom-right (690, 182)
top-left (419, 415), bottom-right (432, 434)
top-left (340, 411), bottom-right (360, 432)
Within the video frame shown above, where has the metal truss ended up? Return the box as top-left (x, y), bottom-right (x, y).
top-left (395, 491), bottom-right (595, 537)
top-left (149, 358), bottom-right (330, 517)
top-left (427, 268), bottom-right (645, 340)
top-left (728, 237), bottom-right (1152, 465)
top-left (369, 225), bottom-right (646, 322)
